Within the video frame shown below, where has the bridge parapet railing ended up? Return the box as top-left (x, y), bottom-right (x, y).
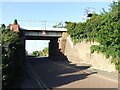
top-left (18, 20), bottom-right (65, 29)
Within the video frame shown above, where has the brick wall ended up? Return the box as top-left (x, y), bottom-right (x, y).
top-left (10, 24), bottom-right (20, 32)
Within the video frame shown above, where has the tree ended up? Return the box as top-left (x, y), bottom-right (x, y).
top-left (65, 1), bottom-right (120, 72)
top-left (14, 19), bottom-right (18, 25)
top-left (53, 22), bottom-right (64, 28)
top-left (1, 24), bottom-right (6, 29)
top-left (42, 47), bottom-right (48, 56)
top-left (31, 47), bottom-right (48, 57)
top-left (1, 24), bottom-right (23, 88)
top-left (31, 51), bottom-right (40, 56)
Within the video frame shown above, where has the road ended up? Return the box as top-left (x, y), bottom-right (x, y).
top-left (19, 56), bottom-right (118, 89)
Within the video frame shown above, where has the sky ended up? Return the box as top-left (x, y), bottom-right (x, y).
top-left (2, 2), bottom-right (112, 25)
top-left (25, 40), bottom-right (50, 54)
top-left (1, 1), bottom-right (115, 54)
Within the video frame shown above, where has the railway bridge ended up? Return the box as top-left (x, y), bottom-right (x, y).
top-left (10, 21), bottom-right (67, 60)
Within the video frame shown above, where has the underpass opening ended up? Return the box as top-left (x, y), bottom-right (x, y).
top-left (19, 27), bottom-right (68, 61)
top-left (25, 40), bottom-right (50, 58)
top-left (24, 37), bottom-right (68, 62)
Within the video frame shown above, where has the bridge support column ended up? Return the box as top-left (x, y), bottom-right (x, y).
top-left (59, 32), bottom-right (68, 54)
top-left (49, 38), bottom-right (59, 60)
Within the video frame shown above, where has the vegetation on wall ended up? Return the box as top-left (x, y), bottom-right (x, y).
top-left (1, 24), bottom-right (23, 88)
top-left (65, 1), bottom-right (120, 72)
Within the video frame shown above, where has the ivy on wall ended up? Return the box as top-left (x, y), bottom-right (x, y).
top-left (65, 1), bottom-right (120, 72)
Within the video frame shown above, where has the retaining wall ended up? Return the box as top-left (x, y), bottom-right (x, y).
top-left (64, 36), bottom-right (117, 72)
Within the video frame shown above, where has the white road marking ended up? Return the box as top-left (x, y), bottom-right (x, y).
top-left (27, 61), bottom-right (47, 88)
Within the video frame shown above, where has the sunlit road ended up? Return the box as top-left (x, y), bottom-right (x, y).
top-left (21, 56), bottom-right (118, 88)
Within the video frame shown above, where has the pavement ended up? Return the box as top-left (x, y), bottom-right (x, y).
top-left (54, 60), bottom-right (119, 84)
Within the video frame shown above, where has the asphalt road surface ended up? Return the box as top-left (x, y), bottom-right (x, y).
top-left (19, 56), bottom-right (118, 89)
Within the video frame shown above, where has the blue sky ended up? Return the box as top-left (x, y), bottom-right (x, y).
top-left (1, 2), bottom-right (113, 54)
top-left (2, 2), bottom-right (111, 25)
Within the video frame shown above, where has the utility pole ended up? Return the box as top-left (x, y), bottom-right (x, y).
top-left (42, 21), bottom-right (47, 29)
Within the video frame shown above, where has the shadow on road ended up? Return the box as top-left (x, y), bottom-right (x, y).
top-left (8, 51), bottom-right (97, 89)
top-left (23, 52), bottom-right (97, 89)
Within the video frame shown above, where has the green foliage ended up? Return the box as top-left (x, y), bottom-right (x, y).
top-left (1, 24), bottom-right (6, 29)
top-left (1, 24), bottom-right (23, 88)
top-left (14, 19), bottom-right (18, 25)
top-left (31, 47), bottom-right (48, 57)
top-left (31, 51), bottom-right (40, 56)
top-left (65, 1), bottom-right (120, 72)
top-left (42, 47), bottom-right (48, 56)
top-left (53, 22), bottom-right (64, 28)
top-left (90, 45), bottom-right (100, 53)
